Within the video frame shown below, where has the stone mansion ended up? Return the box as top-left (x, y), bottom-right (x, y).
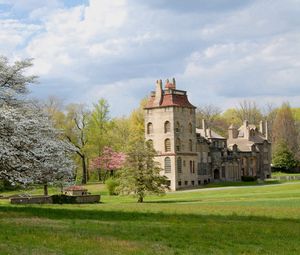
top-left (144, 79), bottom-right (272, 190)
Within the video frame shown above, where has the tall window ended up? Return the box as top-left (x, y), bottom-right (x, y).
top-left (189, 123), bottom-right (193, 134)
top-left (164, 157), bottom-right (171, 173)
top-left (164, 121), bottom-right (170, 133)
top-left (189, 160), bottom-right (193, 173)
top-left (175, 122), bottom-right (180, 132)
top-left (176, 138), bottom-right (181, 151)
top-left (165, 139), bottom-right (171, 152)
top-left (177, 157), bottom-right (182, 174)
top-left (147, 122), bottom-right (153, 134)
top-left (189, 139), bottom-right (193, 151)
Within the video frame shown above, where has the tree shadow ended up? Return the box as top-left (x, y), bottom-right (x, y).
top-left (0, 204), bottom-right (299, 225)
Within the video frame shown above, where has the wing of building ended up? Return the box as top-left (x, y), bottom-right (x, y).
top-left (144, 79), bottom-right (272, 191)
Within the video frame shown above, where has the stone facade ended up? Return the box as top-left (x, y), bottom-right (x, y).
top-left (144, 79), bottom-right (271, 190)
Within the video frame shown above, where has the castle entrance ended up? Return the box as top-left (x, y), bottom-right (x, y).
top-left (214, 169), bottom-right (220, 180)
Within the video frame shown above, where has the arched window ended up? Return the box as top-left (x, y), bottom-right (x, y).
top-left (189, 139), bottom-right (193, 151)
top-left (147, 139), bottom-right (153, 147)
top-left (189, 123), bottom-right (193, 134)
top-left (164, 157), bottom-right (171, 173)
top-left (165, 139), bottom-right (171, 152)
top-left (175, 122), bottom-right (180, 132)
top-left (176, 138), bottom-right (181, 151)
top-left (177, 157), bottom-right (182, 173)
top-left (164, 121), bottom-right (170, 133)
top-left (147, 122), bottom-right (153, 134)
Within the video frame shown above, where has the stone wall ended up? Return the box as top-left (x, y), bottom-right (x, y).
top-left (10, 195), bottom-right (101, 204)
top-left (10, 196), bottom-right (52, 204)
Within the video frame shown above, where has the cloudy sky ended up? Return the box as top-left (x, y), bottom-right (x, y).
top-left (1, 0), bottom-right (300, 116)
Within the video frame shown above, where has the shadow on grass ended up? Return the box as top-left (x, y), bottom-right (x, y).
top-left (0, 204), bottom-right (299, 225)
top-left (144, 199), bottom-right (202, 204)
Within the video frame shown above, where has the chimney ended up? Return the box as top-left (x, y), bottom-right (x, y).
top-left (202, 119), bottom-right (207, 137)
top-left (153, 79), bottom-right (162, 106)
top-left (265, 121), bottom-right (269, 140)
top-left (228, 124), bottom-right (238, 140)
top-left (259, 120), bottom-right (265, 135)
top-left (172, 77), bottom-right (176, 89)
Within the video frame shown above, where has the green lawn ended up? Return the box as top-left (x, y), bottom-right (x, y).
top-left (272, 171), bottom-right (300, 177)
top-left (1, 182), bottom-right (300, 254)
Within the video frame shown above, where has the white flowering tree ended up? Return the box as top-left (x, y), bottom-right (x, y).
top-left (0, 56), bottom-right (76, 194)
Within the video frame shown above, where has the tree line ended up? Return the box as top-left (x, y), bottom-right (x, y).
top-left (196, 101), bottom-right (300, 171)
top-left (1, 56), bottom-right (299, 202)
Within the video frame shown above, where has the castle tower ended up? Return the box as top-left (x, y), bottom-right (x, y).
top-left (144, 78), bottom-right (197, 190)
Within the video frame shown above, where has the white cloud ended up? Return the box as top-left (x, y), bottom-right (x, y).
top-left (1, 0), bottom-right (300, 116)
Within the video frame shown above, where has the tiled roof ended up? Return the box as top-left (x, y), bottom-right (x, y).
top-left (64, 186), bottom-right (87, 191)
top-left (145, 92), bottom-right (195, 109)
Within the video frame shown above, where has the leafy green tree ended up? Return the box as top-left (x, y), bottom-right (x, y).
top-left (118, 141), bottom-right (169, 203)
top-left (272, 142), bottom-right (298, 171)
top-left (128, 98), bottom-right (147, 143)
top-left (87, 99), bottom-right (110, 156)
top-left (272, 103), bottom-right (298, 160)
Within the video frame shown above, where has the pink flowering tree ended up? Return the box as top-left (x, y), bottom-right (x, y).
top-left (90, 146), bottom-right (126, 181)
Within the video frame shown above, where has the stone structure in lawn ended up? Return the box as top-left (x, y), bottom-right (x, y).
top-left (144, 78), bottom-right (271, 190)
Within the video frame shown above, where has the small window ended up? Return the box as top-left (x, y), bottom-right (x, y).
top-left (198, 180), bottom-right (201, 185)
top-left (189, 139), bottom-right (193, 151)
top-left (164, 157), bottom-right (171, 173)
top-left (176, 138), bottom-right (181, 151)
top-left (175, 122), bottom-right (180, 132)
top-left (183, 160), bottom-right (186, 167)
top-left (164, 121), bottom-right (170, 133)
top-left (147, 122), bottom-right (153, 134)
top-left (178, 181), bottom-right (182, 186)
top-left (189, 123), bottom-right (193, 134)
top-left (177, 157), bottom-right (182, 174)
top-left (165, 139), bottom-right (171, 152)
top-left (184, 181), bottom-right (188, 186)
top-left (189, 160), bottom-right (193, 173)
top-left (191, 181), bottom-right (195, 186)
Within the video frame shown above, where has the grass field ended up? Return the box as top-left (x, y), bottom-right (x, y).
top-left (1, 182), bottom-right (300, 254)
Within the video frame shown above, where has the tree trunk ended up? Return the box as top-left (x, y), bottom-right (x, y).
top-left (81, 154), bottom-right (87, 184)
top-left (43, 184), bottom-right (48, 196)
top-left (98, 169), bottom-right (102, 181)
top-left (137, 195), bottom-right (143, 203)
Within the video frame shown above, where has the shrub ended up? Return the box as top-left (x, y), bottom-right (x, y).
top-left (51, 194), bottom-right (77, 204)
top-left (105, 178), bottom-right (119, 195)
top-left (241, 176), bottom-right (257, 182)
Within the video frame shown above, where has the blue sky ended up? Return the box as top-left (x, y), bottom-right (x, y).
top-left (1, 0), bottom-right (300, 116)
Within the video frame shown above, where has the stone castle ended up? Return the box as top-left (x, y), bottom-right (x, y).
top-left (144, 78), bottom-right (271, 190)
